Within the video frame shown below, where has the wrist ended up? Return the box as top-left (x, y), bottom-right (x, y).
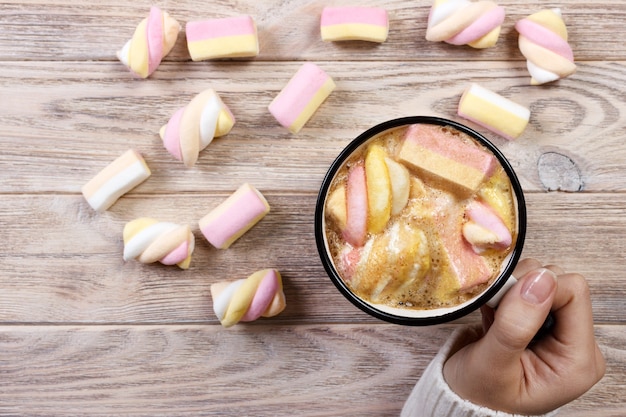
top-left (402, 327), bottom-right (560, 417)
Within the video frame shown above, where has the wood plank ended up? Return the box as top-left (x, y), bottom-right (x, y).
top-left (0, 324), bottom-right (622, 416)
top-left (2, 1), bottom-right (625, 414)
top-left (1, 193), bottom-right (624, 324)
top-left (2, 61), bottom-right (626, 193)
top-left (1, 1), bottom-right (625, 61)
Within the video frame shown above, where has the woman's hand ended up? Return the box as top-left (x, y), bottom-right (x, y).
top-left (443, 258), bottom-right (606, 415)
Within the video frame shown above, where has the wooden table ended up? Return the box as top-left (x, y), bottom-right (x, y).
top-left (1, 1), bottom-right (624, 415)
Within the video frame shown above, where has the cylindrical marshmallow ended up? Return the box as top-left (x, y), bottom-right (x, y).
top-left (515, 9), bottom-right (576, 85)
top-left (81, 149), bottom-right (151, 212)
top-left (397, 123), bottom-right (497, 194)
top-left (199, 183), bottom-right (270, 249)
top-left (320, 7), bottom-right (389, 43)
top-left (457, 83), bottom-right (530, 140)
top-left (117, 6), bottom-right (181, 78)
top-left (210, 269), bottom-right (286, 328)
top-left (426, 0), bottom-right (505, 49)
top-left (186, 15), bottom-right (259, 61)
top-left (159, 89), bottom-right (235, 167)
top-left (268, 62), bottom-right (336, 134)
top-left (123, 218), bottom-right (195, 269)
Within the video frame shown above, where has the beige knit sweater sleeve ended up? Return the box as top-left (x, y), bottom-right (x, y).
top-left (401, 327), bottom-right (560, 417)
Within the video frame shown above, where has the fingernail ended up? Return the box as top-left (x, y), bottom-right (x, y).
top-left (521, 268), bottom-right (557, 304)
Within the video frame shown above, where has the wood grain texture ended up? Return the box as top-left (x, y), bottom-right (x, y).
top-left (1, 0), bottom-right (625, 415)
top-left (0, 193), bottom-right (625, 324)
top-left (1, 0), bottom-right (626, 61)
top-left (0, 324), bottom-right (624, 416)
top-left (2, 61), bottom-right (626, 193)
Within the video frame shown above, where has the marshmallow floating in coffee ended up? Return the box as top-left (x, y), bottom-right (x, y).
top-left (397, 123), bottom-right (497, 194)
top-left (462, 200), bottom-right (512, 253)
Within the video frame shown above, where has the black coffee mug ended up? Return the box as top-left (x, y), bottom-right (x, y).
top-left (315, 116), bottom-right (527, 326)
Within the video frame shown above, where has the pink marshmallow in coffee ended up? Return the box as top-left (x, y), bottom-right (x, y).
top-left (343, 163), bottom-right (368, 247)
top-left (437, 207), bottom-right (493, 291)
top-left (463, 200), bottom-right (512, 252)
top-left (199, 183), bottom-right (270, 249)
top-left (397, 124), bottom-right (497, 194)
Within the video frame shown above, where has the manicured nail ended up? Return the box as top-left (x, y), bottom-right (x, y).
top-left (521, 268), bottom-right (557, 304)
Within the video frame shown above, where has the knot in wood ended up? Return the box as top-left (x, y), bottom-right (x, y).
top-left (537, 152), bottom-right (584, 192)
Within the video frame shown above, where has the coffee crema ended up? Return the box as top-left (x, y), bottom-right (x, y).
top-left (323, 123), bottom-right (517, 310)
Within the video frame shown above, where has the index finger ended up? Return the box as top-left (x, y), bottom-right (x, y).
top-left (512, 258), bottom-right (543, 278)
top-left (550, 273), bottom-right (596, 348)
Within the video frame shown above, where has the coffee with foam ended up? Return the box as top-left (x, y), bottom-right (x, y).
top-left (323, 123), bottom-right (518, 312)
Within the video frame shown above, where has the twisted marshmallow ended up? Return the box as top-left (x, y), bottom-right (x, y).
top-left (211, 269), bottom-right (286, 328)
top-left (117, 6), bottom-right (181, 78)
top-left (426, 0), bottom-right (505, 49)
top-left (123, 218), bottom-right (195, 269)
top-left (516, 9), bottom-right (576, 85)
top-left (159, 89), bottom-right (235, 167)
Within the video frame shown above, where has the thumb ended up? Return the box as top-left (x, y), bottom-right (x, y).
top-left (481, 268), bottom-right (558, 363)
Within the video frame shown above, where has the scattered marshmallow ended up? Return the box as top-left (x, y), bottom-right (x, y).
top-left (515, 8), bottom-right (576, 85)
top-left (123, 218), bottom-right (195, 269)
top-left (211, 269), bottom-right (286, 328)
top-left (268, 63), bottom-right (335, 134)
top-left (426, 0), bottom-right (505, 48)
top-left (320, 6), bottom-right (389, 43)
top-left (457, 83), bottom-right (530, 140)
top-left (186, 15), bottom-right (259, 61)
top-left (199, 183), bottom-right (270, 249)
top-left (82, 149), bottom-right (151, 212)
top-left (159, 89), bottom-right (235, 167)
top-left (117, 6), bottom-right (181, 78)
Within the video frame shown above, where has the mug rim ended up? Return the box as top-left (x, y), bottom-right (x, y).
top-left (314, 116), bottom-right (527, 326)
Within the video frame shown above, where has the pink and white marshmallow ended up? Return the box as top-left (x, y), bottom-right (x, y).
top-left (199, 183), bottom-right (270, 249)
top-left (159, 89), bottom-right (235, 167)
top-left (117, 6), bottom-right (181, 78)
top-left (515, 9), bottom-right (576, 85)
top-left (123, 218), bottom-right (195, 269)
top-left (462, 200), bottom-right (512, 253)
top-left (268, 63), bottom-right (336, 134)
top-left (426, 0), bottom-right (505, 49)
top-left (211, 269), bottom-right (286, 328)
